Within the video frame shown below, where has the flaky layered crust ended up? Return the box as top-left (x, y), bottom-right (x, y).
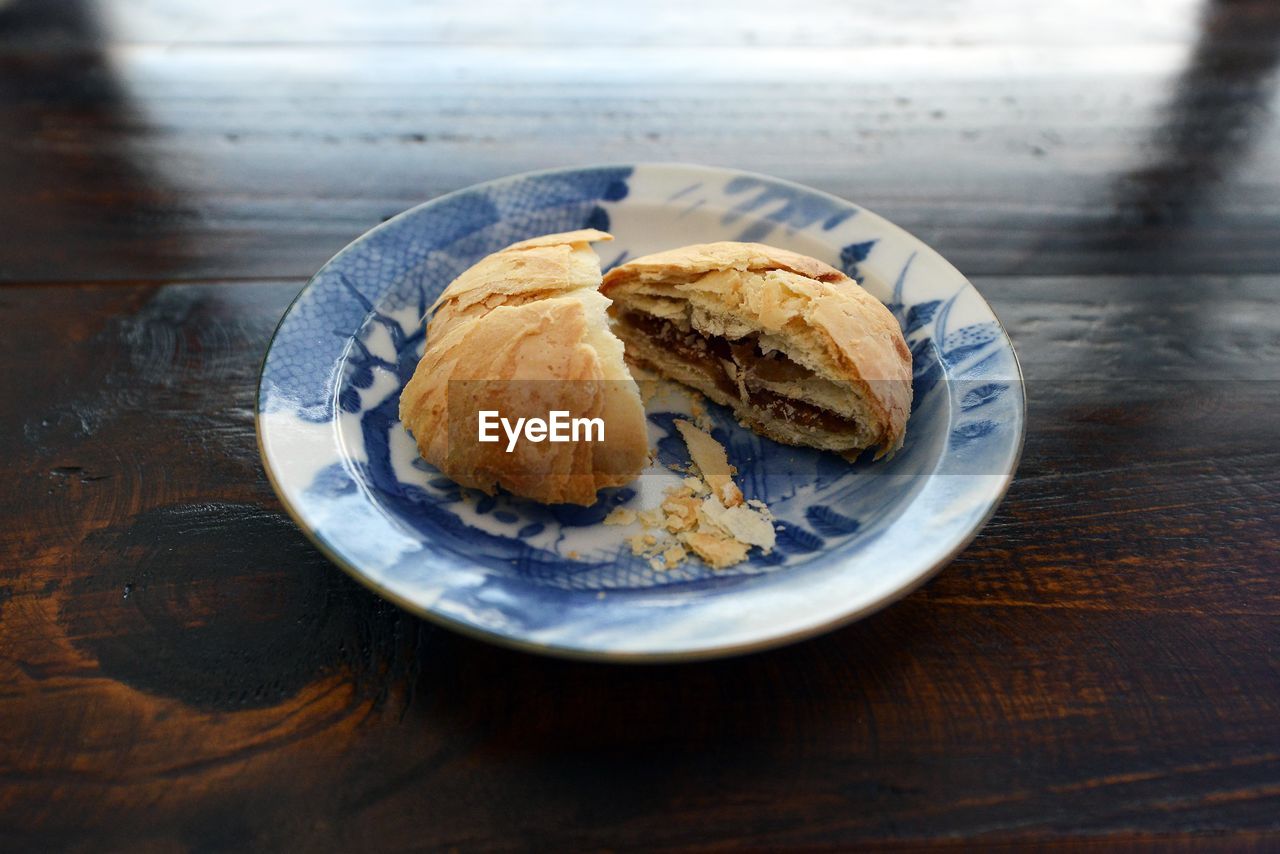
top-left (399, 230), bottom-right (648, 505)
top-left (602, 241), bottom-right (912, 457)
top-left (427, 228), bottom-right (613, 340)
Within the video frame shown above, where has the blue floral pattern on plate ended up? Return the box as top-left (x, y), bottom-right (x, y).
top-left (257, 163), bottom-right (1024, 660)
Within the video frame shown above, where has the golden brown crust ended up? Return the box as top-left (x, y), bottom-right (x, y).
top-left (399, 230), bottom-right (647, 506)
top-left (602, 241), bottom-right (912, 457)
top-left (600, 241), bottom-right (846, 285)
top-left (427, 229), bottom-right (612, 341)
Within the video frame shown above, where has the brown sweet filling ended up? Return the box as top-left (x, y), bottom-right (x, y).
top-left (620, 311), bottom-right (857, 434)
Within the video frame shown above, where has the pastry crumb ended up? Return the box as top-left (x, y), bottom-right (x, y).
top-left (683, 476), bottom-right (709, 496)
top-left (674, 420), bottom-right (743, 507)
top-left (627, 533), bottom-right (649, 555)
top-left (699, 494), bottom-right (775, 551)
top-left (636, 375), bottom-right (664, 407)
top-left (620, 418), bottom-right (776, 571)
top-left (629, 528), bottom-right (678, 565)
top-left (688, 392), bottom-right (714, 431)
top-left (603, 506), bottom-right (637, 526)
top-left (637, 508), bottom-right (664, 529)
top-left (660, 487), bottom-right (700, 532)
top-left (681, 530), bottom-right (750, 569)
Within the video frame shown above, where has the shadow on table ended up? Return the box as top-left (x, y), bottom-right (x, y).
top-left (0, 0), bottom-right (186, 280)
top-left (1049, 0), bottom-right (1280, 464)
top-left (1109, 0), bottom-right (1280, 230)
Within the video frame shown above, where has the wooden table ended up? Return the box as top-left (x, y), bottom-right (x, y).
top-left (2, 1), bottom-right (1278, 849)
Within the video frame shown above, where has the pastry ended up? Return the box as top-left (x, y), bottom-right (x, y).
top-left (608, 419), bottom-right (776, 571)
top-left (399, 230), bottom-right (649, 506)
top-left (601, 242), bottom-right (912, 458)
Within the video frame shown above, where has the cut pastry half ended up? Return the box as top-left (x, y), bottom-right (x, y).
top-left (601, 242), bottom-right (912, 459)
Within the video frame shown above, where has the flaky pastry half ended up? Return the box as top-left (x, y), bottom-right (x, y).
top-left (601, 242), bottom-right (912, 458)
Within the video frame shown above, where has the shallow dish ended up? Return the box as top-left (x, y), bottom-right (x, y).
top-left (257, 163), bottom-right (1024, 661)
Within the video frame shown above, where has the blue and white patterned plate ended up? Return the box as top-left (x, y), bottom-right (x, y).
top-left (257, 163), bottom-right (1024, 661)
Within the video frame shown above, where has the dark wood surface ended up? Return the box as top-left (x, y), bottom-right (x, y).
top-left (2, 1), bottom-right (1278, 850)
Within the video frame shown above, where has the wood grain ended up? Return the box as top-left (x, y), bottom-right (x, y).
top-left (1, 0), bottom-right (1279, 283)
top-left (3, 0), bottom-right (1280, 848)
top-left (0, 276), bottom-right (1276, 849)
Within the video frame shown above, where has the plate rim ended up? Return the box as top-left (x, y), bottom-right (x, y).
top-left (255, 161), bottom-right (1027, 663)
